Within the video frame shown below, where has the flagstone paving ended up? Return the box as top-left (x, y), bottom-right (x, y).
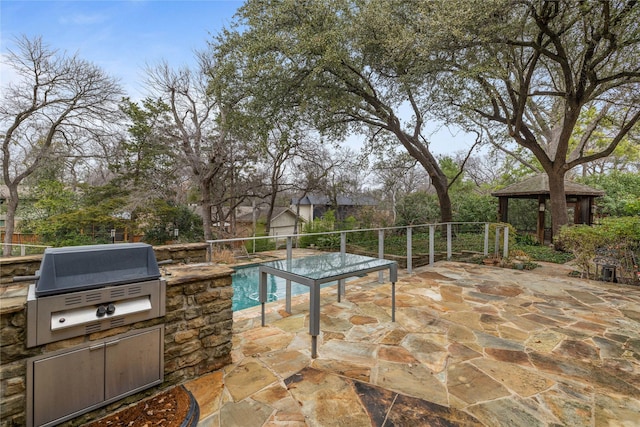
top-left (184, 261), bottom-right (640, 426)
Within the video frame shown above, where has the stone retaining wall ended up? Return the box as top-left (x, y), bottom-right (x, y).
top-left (153, 243), bottom-right (209, 264)
top-left (0, 263), bottom-right (233, 427)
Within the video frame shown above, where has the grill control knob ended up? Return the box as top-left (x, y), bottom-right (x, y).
top-left (96, 305), bottom-right (107, 317)
top-left (106, 303), bottom-right (116, 315)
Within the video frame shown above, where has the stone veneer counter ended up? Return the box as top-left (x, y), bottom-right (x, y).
top-left (0, 262), bottom-right (234, 427)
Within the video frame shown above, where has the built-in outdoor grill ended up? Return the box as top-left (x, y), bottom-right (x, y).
top-left (25, 243), bottom-right (166, 427)
top-left (26, 243), bottom-right (166, 347)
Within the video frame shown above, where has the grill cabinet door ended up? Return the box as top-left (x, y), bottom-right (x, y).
top-left (104, 327), bottom-right (163, 400)
top-left (32, 344), bottom-right (105, 427)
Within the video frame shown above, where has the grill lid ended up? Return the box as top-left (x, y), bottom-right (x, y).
top-left (35, 243), bottom-right (161, 297)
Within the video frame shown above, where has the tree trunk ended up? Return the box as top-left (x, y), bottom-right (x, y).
top-left (547, 169), bottom-right (569, 248)
top-left (391, 189), bottom-right (397, 224)
top-left (2, 185), bottom-right (19, 257)
top-left (265, 191), bottom-right (278, 235)
top-left (200, 180), bottom-right (213, 241)
top-left (431, 174), bottom-right (453, 223)
top-left (293, 190), bottom-right (309, 235)
top-left (393, 130), bottom-right (454, 223)
top-left (293, 203), bottom-right (301, 235)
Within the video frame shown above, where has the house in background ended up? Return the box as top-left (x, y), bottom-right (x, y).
top-left (235, 206), bottom-right (302, 237)
top-left (290, 194), bottom-right (378, 223)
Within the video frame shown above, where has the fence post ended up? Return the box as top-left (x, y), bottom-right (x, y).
top-left (341, 232), bottom-right (346, 255)
top-left (429, 225), bottom-right (435, 266)
top-left (503, 226), bottom-right (509, 259)
top-left (378, 229), bottom-right (385, 282)
top-left (286, 236), bottom-right (293, 312)
top-left (494, 226), bottom-right (501, 256)
top-left (447, 223), bottom-right (452, 260)
top-left (406, 226), bottom-right (413, 274)
top-left (484, 223), bottom-right (490, 256)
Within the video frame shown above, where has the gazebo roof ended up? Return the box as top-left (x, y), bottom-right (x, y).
top-left (491, 174), bottom-right (605, 198)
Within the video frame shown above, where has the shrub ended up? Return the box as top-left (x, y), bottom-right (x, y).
top-left (516, 233), bottom-right (538, 246)
top-left (211, 248), bottom-right (235, 264)
top-left (512, 243), bottom-right (575, 264)
top-left (557, 225), bottom-right (606, 276)
top-left (452, 192), bottom-right (497, 223)
top-left (580, 171), bottom-right (640, 217)
top-left (488, 222), bottom-right (517, 256)
top-left (299, 210), bottom-right (337, 247)
top-left (395, 192), bottom-right (440, 226)
top-left (556, 216), bottom-right (640, 278)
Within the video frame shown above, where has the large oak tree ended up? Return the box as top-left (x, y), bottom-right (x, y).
top-left (433, 0), bottom-right (640, 238)
top-left (217, 0), bottom-right (463, 223)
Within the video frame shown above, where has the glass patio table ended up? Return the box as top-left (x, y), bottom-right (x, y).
top-left (259, 252), bottom-right (398, 358)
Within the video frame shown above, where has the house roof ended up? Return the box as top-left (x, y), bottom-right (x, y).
top-left (236, 206), bottom-right (302, 223)
top-left (291, 194), bottom-right (377, 206)
top-left (491, 174), bottom-right (605, 198)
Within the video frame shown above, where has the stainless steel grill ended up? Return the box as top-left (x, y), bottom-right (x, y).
top-left (25, 243), bottom-right (166, 427)
top-left (34, 242), bottom-right (161, 297)
top-left (26, 243), bottom-right (166, 347)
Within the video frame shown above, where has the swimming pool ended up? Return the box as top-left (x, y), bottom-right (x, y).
top-left (232, 264), bottom-right (336, 311)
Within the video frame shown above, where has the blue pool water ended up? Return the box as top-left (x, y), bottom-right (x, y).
top-left (232, 265), bottom-right (335, 311)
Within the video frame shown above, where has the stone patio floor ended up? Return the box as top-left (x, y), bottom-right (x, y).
top-left (183, 260), bottom-right (640, 426)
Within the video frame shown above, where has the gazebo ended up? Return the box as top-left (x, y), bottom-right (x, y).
top-left (491, 174), bottom-right (605, 244)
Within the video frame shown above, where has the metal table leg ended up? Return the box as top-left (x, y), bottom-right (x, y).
top-left (260, 270), bottom-right (267, 327)
top-left (338, 279), bottom-right (345, 302)
top-left (390, 263), bottom-right (397, 322)
top-left (392, 281), bottom-right (395, 322)
top-left (309, 281), bottom-right (321, 358)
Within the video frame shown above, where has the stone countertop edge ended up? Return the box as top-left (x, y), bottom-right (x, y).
top-left (162, 264), bottom-right (234, 286)
top-left (0, 264), bottom-right (235, 314)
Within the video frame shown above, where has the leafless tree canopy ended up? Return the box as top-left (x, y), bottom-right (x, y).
top-left (1, 35), bottom-right (123, 255)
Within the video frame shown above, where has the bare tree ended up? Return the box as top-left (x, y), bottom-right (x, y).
top-left (1, 36), bottom-right (122, 255)
top-left (145, 56), bottom-right (227, 240)
top-left (255, 123), bottom-right (306, 234)
top-left (372, 150), bottom-right (431, 223)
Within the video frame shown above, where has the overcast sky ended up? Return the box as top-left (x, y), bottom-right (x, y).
top-left (1, 0), bottom-right (473, 155)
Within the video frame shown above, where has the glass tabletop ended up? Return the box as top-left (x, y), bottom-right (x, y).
top-left (259, 252), bottom-right (395, 281)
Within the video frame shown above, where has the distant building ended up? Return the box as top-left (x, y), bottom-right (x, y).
top-left (290, 194), bottom-right (378, 223)
top-left (235, 206), bottom-right (303, 237)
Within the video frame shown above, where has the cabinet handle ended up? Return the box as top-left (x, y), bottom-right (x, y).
top-left (89, 344), bottom-right (104, 351)
top-left (105, 340), bottom-right (120, 347)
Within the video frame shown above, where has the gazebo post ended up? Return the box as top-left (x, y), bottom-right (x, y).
top-left (498, 197), bottom-right (509, 223)
top-left (537, 196), bottom-right (546, 244)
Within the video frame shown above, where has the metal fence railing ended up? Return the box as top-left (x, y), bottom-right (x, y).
top-left (0, 243), bottom-right (51, 257)
top-left (206, 222), bottom-right (510, 275)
